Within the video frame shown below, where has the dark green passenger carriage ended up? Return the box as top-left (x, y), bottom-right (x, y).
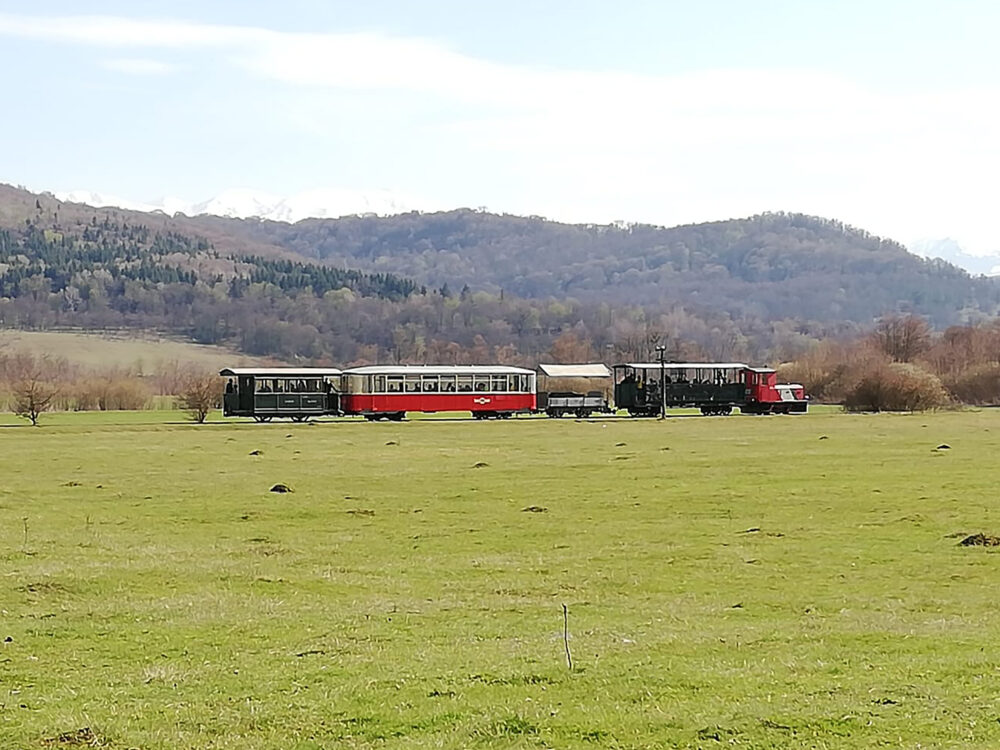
top-left (220, 368), bottom-right (342, 422)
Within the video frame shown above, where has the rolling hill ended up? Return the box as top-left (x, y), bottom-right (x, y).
top-left (0, 183), bottom-right (997, 365)
top-left (186, 208), bottom-right (998, 326)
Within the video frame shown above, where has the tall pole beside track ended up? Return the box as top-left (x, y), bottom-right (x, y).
top-left (656, 345), bottom-right (667, 420)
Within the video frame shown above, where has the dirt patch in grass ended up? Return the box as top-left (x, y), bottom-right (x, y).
top-left (958, 533), bottom-right (1000, 547)
top-left (18, 581), bottom-right (73, 595)
top-left (41, 727), bottom-right (110, 747)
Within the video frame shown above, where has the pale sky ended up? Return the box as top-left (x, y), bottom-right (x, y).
top-left (2, 1), bottom-right (999, 254)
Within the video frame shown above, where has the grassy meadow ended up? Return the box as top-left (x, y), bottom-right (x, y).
top-left (2, 409), bottom-right (1000, 748)
top-left (0, 329), bottom-right (265, 371)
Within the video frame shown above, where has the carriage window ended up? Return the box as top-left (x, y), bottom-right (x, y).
top-left (422, 376), bottom-right (439, 392)
top-left (405, 376), bottom-right (421, 392)
top-left (458, 375), bottom-right (473, 392)
top-left (255, 379), bottom-right (272, 393)
top-left (387, 376), bottom-right (403, 392)
top-left (509, 374), bottom-right (522, 392)
top-left (492, 375), bottom-right (507, 391)
top-left (473, 375), bottom-right (489, 391)
top-left (373, 375), bottom-right (385, 393)
top-left (441, 375), bottom-right (457, 392)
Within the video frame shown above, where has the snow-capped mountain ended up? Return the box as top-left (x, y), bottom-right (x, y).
top-left (55, 187), bottom-right (424, 223)
top-left (909, 237), bottom-right (1000, 277)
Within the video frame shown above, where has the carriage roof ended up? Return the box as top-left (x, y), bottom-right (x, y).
top-left (538, 363), bottom-right (612, 378)
top-left (619, 362), bottom-right (748, 371)
top-left (219, 367), bottom-right (343, 377)
top-left (343, 365), bottom-right (535, 376)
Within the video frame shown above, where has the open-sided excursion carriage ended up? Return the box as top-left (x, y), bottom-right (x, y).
top-left (613, 362), bottom-right (807, 416)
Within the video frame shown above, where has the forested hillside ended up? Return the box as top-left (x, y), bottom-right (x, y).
top-left (190, 210), bottom-right (999, 325)
top-left (0, 194), bottom-right (423, 360)
top-left (1, 184), bottom-right (998, 366)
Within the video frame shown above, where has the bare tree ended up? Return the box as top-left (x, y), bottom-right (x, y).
top-left (11, 355), bottom-right (60, 425)
top-left (179, 370), bottom-right (221, 423)
top-left (872, 314), bottom-right (932, 363)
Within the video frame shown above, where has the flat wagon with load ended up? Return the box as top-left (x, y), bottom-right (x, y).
top-left (536, 363), bottom-right (614, 418)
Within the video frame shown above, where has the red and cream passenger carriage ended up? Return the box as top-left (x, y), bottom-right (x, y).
top-left (339, 365), bottom-right (537, 420)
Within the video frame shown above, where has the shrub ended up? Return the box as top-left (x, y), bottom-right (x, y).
top-left (778, 340), bottom-right (886, 403)
top-left (945, 363), bottom-right (1000, 405)
top-left (844, 362), bottom-right (950, 412)
top-left (72, 375), bottom-right (150, 411)
top-left (179, 370), bottom-right (222, 423)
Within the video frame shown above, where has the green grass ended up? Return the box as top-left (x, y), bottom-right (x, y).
top-left (3, 409), bottom-right (1000, 748)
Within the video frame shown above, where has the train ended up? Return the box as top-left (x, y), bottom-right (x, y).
top-left (220, 362), bottom-right (807, 421)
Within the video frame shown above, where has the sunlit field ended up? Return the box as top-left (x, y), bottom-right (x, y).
top-left (3, 409), bottom-right (1000, 748)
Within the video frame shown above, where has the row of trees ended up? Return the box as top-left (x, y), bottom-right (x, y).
top-left (779, 314), bottom-right (1000, 411)
top-left (0, 352), bottom-right (221, 424)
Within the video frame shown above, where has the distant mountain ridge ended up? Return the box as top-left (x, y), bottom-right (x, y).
top-left (183, 208), bottom-right (999, 326)
top-left (52, 186), bottom-right (998, 278)
top-left (55, 187), bottom-right (422, 223)
top-left (909, 237), bottom-right (1000, 277)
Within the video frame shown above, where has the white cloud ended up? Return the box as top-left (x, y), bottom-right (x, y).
top-left (3, 12), bottom-right (1000, 254)
top-left (100, 57), bottom-right (177, 75)
top-left (0, 13), bottom-right (262, 47)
